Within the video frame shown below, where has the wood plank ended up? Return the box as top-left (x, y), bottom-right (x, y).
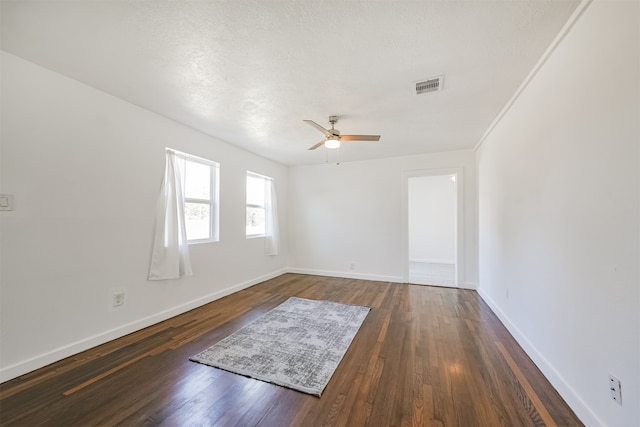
top-left (496, 341), bottom-right (559, 427)
top-left (0, 273), bottom-right (583, 426)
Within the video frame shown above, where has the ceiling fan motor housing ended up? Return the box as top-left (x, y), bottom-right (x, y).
top-left (328, 116), bottom-right (340, 136)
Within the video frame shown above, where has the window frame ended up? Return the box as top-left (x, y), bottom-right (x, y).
top-left (245, 171), bottom-right (270, 238)
top-left (171, 149), bottom-right (220, 244)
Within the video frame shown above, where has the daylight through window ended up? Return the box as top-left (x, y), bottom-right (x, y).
top-left (246, 172), bottom-right (270, 237)
top-left (174, 150), bottom-right (219, 243)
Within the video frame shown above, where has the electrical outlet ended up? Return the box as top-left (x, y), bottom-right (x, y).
top-left (609, 375), bottom-right (622, 405)
top-left (349, 263), bottom-right (355, 271)
top-left (113, 292), bottom-right (125, 308)
top-left (0, 193), bottom-right (14, 211)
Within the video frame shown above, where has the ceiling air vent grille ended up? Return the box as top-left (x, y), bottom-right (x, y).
top-left (415, 76), bottom-right (444, 95)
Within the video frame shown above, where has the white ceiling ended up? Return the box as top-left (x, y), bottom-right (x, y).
top-left (1, 0), bottom-right (580, 166)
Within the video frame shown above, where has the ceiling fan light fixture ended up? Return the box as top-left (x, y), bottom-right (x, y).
top-left (325, 137), bottom-right (340, 149)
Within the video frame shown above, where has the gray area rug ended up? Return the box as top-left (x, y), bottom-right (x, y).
top-left (190, 297), bottom-right (370, 396)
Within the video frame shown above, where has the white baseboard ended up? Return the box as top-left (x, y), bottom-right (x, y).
top-left (408, 258), bottom-right (455, 265)
top-left (405, 279), bottom-right (477, 290)
top-left (0, 268), bottom-right (287, 383)
top-left (477, 288), bottom-right (601, 427)
top-left (287, 267), bottom-right (404, 283)
top-left (461, 282), bottom-right (478, 290)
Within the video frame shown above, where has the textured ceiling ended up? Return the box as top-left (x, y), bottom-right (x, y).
top-left (1, 0), bottom-right (580, 165)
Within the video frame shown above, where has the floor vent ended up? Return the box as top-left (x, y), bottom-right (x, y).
top-left (415, 76), bottom-right (444, 95)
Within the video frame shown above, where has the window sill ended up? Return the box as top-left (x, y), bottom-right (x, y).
top-left (188, 238), bottom-right (219, 245)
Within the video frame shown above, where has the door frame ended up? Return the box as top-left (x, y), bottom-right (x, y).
top-left (401, 168), bottom-right (464, 286)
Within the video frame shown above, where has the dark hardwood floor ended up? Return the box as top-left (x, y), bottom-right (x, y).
top-left (0, 274), bottom-right (583, 426)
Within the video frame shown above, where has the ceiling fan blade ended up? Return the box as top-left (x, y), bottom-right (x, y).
top-left (303, 120), bottom-right (333, 138)
top-left (308, 140), bottom-right (326, 150)
top-left (339, 134), bottom-right (381, 141)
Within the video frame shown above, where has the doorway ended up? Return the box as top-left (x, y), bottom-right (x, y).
top-left (406, 172), bottom-right (459, 287)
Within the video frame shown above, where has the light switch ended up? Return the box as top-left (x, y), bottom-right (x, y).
top-left (0, 194), bottom-right (14, 211)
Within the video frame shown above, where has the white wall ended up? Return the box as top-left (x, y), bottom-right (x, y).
top-left (477, 1), bottom-right (639, 426)
top-left (408, 175), bottom-right (456, 263)
top-left (288, 150), bottom-right (477, 287)
top-left (0, 52), bottom-right (288, 382)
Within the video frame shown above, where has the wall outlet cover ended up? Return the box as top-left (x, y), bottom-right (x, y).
top-left (609, 374), bottom-right (622, 405)
top-left (0, 193), bottom-right (14, 211)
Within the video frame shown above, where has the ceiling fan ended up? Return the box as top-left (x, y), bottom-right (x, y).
top-left (304, 115), bottom-right (380, 150)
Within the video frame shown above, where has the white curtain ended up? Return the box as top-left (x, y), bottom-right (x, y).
top-left (264, 178), bottom-right (279, 256)
top-left (148, 150), bottom-right (193, 280)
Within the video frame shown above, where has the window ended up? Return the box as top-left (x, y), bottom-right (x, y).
top-left (174, 150), bottom-right (219, 243)
top-left (246, 172), bottom-right (270, 237)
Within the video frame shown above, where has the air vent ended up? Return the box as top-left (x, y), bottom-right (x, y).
top-left (415, 76), bottom-right (444, 95)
